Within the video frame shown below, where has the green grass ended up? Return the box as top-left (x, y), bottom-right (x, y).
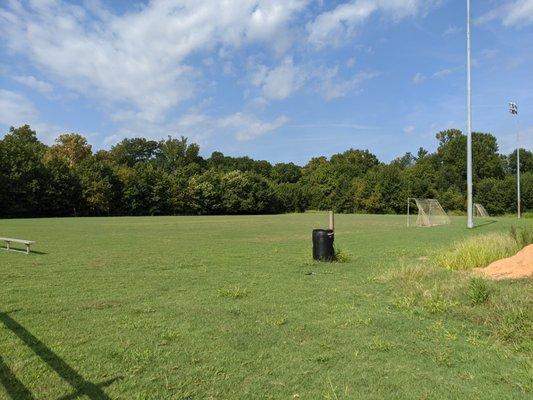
top-left (1, 214), bottom-right (532, 399)
top-left (437, 232), bottom-right (519, 270)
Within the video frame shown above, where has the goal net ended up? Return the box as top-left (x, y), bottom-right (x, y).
top-left (407, 198), bottom-right (451, 227)
top-left (474, 203), bottom-right (489, 217)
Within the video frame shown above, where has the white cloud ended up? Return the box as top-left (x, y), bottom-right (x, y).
top-left (307, 1), bottom-right (376, 47)
top-left (432, 68), bottom-right (453, 78)
top-left (13, 75), bottom-right (54, 94)
top-left (249, 59), bottom-right (377, 101)
top-left (0, 0), bottom-right (446, 146)
top-left (0, 89), bottom-right (38, 126)
top-left (251, 58), bottom-right (305, 100)
top-left (218, 113), bottom-right (289, 140)
top-left (0, 0), bottom-right (308, 129)
top-left (315, 67), bottom-right (378, 100)
top-left (443, 25), bottom-right (461, 36)
top-left (403, 125), bottom-right (415, 134)
top-left (477, 0), bottom-right (533, 26)
top-left (504, 0), bottom-right (533, 25)
top-left (346, 57), bottom-right (357, 68)
top-left (307, 0), bottom-right (440, 47)
top-left (104, 108), bottom-right (288, 144)
top-left (412, 66), bottom-right (457, 84)
top-left (0, 89), bottom-right (61, 143)
top-left (412, 72), bottom-right (427, 84)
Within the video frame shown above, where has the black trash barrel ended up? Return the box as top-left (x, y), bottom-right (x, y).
top-left (312, 229), bottom-right (334, 261)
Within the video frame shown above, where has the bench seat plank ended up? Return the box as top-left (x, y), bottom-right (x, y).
top-left (0, 237), bottom-right (36, 245)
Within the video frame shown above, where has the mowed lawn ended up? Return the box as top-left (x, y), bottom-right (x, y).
top-left (1, 214), bottom-right (531, 399)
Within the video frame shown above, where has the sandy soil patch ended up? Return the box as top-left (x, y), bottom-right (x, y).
top-left (474, 244), bottom-right (533, 280)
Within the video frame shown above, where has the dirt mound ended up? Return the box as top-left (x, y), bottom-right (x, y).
top-left (474, 244), bottom-right (533, 280)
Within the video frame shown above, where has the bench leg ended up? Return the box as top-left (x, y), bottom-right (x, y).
top-left (26, 244), bottom-right (30, 255)
top-left (6, 241), bottom-right (10, 251)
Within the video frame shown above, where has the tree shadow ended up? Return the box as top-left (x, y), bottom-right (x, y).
top-left (0, 311), bottom-right (121, 399)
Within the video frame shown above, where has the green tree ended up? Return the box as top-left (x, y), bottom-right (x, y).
top-left (221, 171), bottom-right (278, 214)
top-left (330, 149), bottom-right (379, 179)
top-left (42, 157), bottom-right (82, 216)
top-left (476, 176), bottom-right (516, 215)
top-left (109, 138), bottom-right (159, 167)
top-left (156, 136), bottom-right (204, 174)
top-left (505, 148), bottom-right (533, 175)
top-left (352, 165), bottom-right (406, 214)
top-left (435, 130), bottom-right (504, 192)
top-left (119, 163), bottom-right (174, 215)
top-left (301, 156), bottom-right (336, 210)
top-left (77, 159), bottom-right (122, 215)
top-left (403, 154), bottom-right (439, 200)
top-left (0, 125), bottom-right (48, 217)
top-left (188, 170), bottom-right (225, 215)
top-left (391, 152), bottom-right (416, 169)
top-left (275, 182), bottom-right (308, 212)
top-left (270, 162), bottom-right (302, 183)
top-left (206, 152), bottom-right (272, 177)
top-left (521, 172), bottom-right (533, 212)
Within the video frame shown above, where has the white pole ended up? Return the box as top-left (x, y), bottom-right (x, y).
top-left (407, 198), bottom-right (410, 227)
top-left (329, 210), bottom-right (335, 231)
top-left (510, 102), bottom-right (520, 219)
top-left (516, 114), bottom-right (521, 219)
top-left (466, 0), bottom-right (474, 228)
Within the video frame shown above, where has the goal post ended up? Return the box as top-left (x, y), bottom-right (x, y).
top-left (407, 198), bottom-right (451, 227)
top-left (474, 203), bottom-right (489, 218)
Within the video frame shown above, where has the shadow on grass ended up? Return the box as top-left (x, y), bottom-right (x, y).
top-left (0, 249), bottom-right (48, 255)
top-left (28, 250), bottom-right (48, 255)
top-left (0, 356), bottom-right (35, 400)
top-left (473, 220), bottom-right (498, 228)
top-left (0, 311), bottom-right (121, 399)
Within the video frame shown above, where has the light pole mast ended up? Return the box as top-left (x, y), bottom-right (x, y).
top-left (509, 102), bottom-right (520, 218)
top-left (466, 0), bottom-right (473, 228)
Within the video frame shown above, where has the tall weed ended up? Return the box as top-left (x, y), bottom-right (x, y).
top-left (468, 278), bottom-right (490, 305)
top-left (509, 225), bottom-right (533, 249)
top-left (437, 233), bottom-right (518, 270)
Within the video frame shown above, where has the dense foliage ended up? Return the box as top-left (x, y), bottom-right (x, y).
top-left (0, 125), bottom-right (531, 217)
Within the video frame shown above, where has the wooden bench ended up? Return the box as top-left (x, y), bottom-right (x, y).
top-left (0, 237), bottom-right (36, 255)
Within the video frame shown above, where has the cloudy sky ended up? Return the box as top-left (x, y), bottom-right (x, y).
top-left (0, 0), bottom-right (532, 164)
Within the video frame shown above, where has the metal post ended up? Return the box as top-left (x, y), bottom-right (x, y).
top-left (509, 102), bottom-right (520, 218)
top-left (518, 142), bottom-right (521, 219)
top-left (466, 0), bottom-right (474, 228)
top-left (328, 211), bottom-right (335, 231)
top-left (407, 198), bottom-right (410, 227)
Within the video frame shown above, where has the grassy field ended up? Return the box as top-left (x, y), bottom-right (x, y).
top-left (1, 214), bottom-right (532, 399)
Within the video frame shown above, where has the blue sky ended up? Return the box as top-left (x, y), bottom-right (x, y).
top-left (1, 0), bottom-right (532, 165)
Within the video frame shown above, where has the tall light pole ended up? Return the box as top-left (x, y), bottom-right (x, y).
top-left (466, 0), bottom-right (473, 228)
top-left (509, 102), bottom-right (520, 218)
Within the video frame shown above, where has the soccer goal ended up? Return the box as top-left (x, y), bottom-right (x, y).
top-left (407, 198), bottom-right (451, 227)
top-left (474, 203), bottom-right (489, 217)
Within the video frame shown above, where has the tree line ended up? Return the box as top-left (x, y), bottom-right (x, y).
top-left (0, 125), bottom-right (531, 218)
